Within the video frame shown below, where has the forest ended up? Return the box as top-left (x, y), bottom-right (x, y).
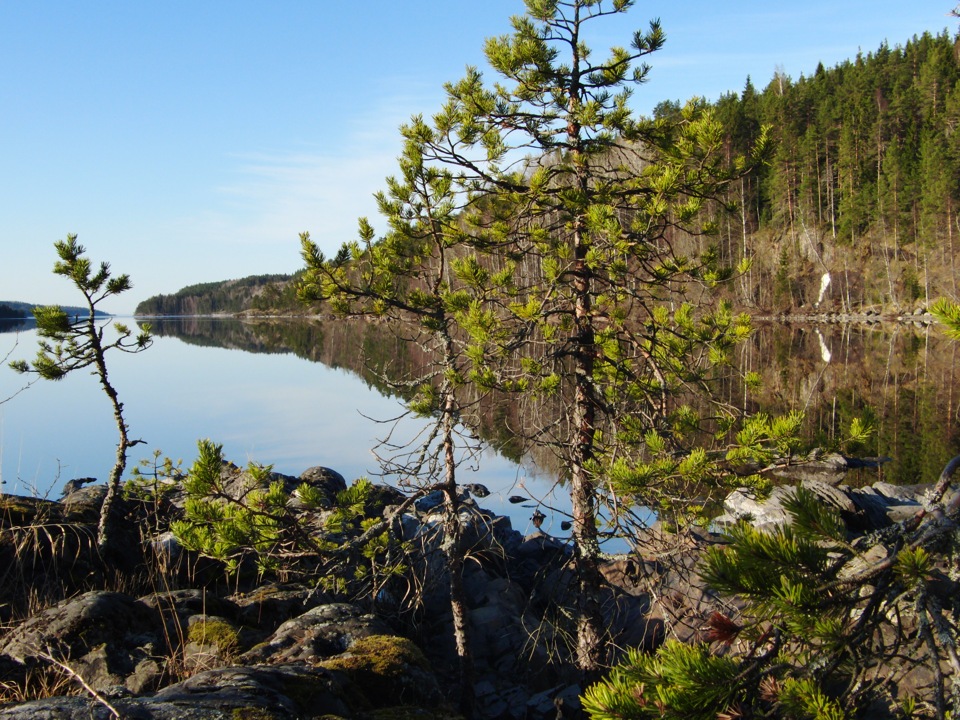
top-left (698, 28), bottom-right (960, 311)
top-left (0, 303), bottom-right (27, 319)
top-left (133, 273), bottom-right (294, 316)
top-left (135, 29), bottom-right (960, 318)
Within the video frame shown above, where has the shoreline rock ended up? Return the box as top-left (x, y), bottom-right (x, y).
top-left (0, 462), bottom-right (951, 719)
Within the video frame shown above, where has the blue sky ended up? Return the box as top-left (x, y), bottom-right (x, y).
top-left (1, 1), bottom-right (954, 313)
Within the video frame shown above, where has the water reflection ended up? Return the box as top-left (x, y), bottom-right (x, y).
top-left (0, 318), bottom-right (32, 334)
top-left (742, 321), bottom-right (960, 486)
top-left (2, 316), bottom-right (958, 542)
top-left (0, 317), bottom-right (560, 537)
top-left (149, 317), bottom-right (960, 488)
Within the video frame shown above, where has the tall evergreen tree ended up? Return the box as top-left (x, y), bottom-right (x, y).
top-left (300, 0), bottom-right (769, 675)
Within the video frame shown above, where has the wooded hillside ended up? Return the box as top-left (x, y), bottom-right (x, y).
top-left (699, 28), bottom-right (960, 311)
top-left (138, 29), bottom-right (960, 316)
top-left (0, 300), bottom-right (111, 319)
top-left (134, 274), bottom-right (295, 315)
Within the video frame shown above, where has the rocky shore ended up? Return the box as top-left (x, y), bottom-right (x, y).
top-left (0, 456), bottom-right (953, 719)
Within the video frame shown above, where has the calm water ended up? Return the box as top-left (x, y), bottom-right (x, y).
top-left (2, 316), bottom-right (958, 539)
top-left (0, 318), bottom-right (561, 535)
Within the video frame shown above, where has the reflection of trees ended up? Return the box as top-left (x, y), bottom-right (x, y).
top-left (0, 319), bottom-right (31, 334)
top-left (145, 317), bottom-right (960, 487)
top-left (738, 322), bottom-right (960, 485)
top-left (148, 316), bottom-right (380, 386)
top-left (145, 317), bottom-right (535, 465)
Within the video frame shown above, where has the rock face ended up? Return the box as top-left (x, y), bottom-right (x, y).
top-left (0, 663), bottom-right (354, 719)
top-left (715, 476), bottom-right (947, 533)
top-left (0, 591), bottom-right (441, 719)
top-left (241, 603), bottom-right (392, 664)
top-left (0, 591), bottom-right (164, 695)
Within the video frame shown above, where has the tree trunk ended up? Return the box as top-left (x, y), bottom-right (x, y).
top-left (571, 194), bottom-right (605, 676)
top-left (92, 333), bottom-right (130, 555)
top-left (566, 13), bottom-right (605, 675)
top-left (439, 337), bottom-right (474, 717)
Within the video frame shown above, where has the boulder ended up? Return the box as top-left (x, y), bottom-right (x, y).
top-left (241, 602), bottom-right (392, 664)
top-left (230, 582), bottom-right (333, 635)
top-left (0, 591), bottom-right (163, 694)
top-left (299, 465), bottom-right (347, 488)
top-left (718, 479), bottom-right (927, 533)
top-left (771, 452), bottom-right (851, 484)
top-left (319, 634), bottom-right (445, 710)
top-left (526, 683), bottom-right (583, 719)
top-left (181, 614), bottom-right (242, 672)
top-left (609, 525), bottom-right (734, 646)
top-left (715, 485), bottom-right (795, 530)
top-left (297, 465), bottom-right (347, 506)
top-left (0, 662), bottom-right (353, 719)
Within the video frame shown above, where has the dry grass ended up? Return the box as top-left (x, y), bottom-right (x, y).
top-left (0, 493), bottom-right (209, 703)
top-left (0, 663), bottom-right (78, 704)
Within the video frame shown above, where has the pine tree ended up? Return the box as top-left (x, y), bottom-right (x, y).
top-left (931, 297), bottom-right (960, 339)
top-left (297, 0), bottom-right (769, 675)
top-left (172, 439), bottom-right (411, 598)
top-left (298, 123), bottom-right (487, 715)
top-left (584, 466), bottom-right (960, 719)
top-left (9, 236), bottom-right (152, 553)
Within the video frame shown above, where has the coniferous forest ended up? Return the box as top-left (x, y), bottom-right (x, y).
top-left (697, 29), bottom-right (960, 312)
top-left (140, 29), bottom-right (960, 318)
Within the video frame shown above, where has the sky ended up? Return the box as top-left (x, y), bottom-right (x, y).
top-left (1, 1), bottom-right (956, 314)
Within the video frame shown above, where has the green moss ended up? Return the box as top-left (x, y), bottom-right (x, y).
top-left (188, 617), bottom-right (240, 654)
top-left (319, 635), bottom-right (438, 710)
top-left (322, 635), bottom-right (430, 677)
top-left (232, 708), bottom-right (283, 720)
top-left (0, 497), bottom-right (63, 526)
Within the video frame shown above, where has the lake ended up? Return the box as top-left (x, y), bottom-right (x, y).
top-left (0, 317), bottom-right (563, 536)
top-left (1, 316), bottom-right (958, 540)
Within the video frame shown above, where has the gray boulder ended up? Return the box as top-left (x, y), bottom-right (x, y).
top-left (241, 602), bottom-right (391, 664)
top-left (0, 662), bottom-right (352, 719)
top-left (0, 591), bottom-right (163, 694)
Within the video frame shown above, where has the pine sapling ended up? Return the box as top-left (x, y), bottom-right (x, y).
top-left (10, 235), bottom-right (151, 553)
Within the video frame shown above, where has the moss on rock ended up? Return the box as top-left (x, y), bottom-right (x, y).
top-left (188, 617), bottom-right (240, 655)
top-left (0, 496), bottom-right (64, 527)
top-left (320, 635), bottom-right (441, 710)
top-left (231, 708), bottom-right (285, 720)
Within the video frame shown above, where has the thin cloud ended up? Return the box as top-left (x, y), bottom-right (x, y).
top-left (204, 88), bottom-right (440, 257)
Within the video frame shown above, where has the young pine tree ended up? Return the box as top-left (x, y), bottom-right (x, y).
top-left (10, 235), bottom-right (151, 554)
top-left (298, 121), bottom-right (491, 716)
top-left (584, 465), bottom-right (960, 720)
